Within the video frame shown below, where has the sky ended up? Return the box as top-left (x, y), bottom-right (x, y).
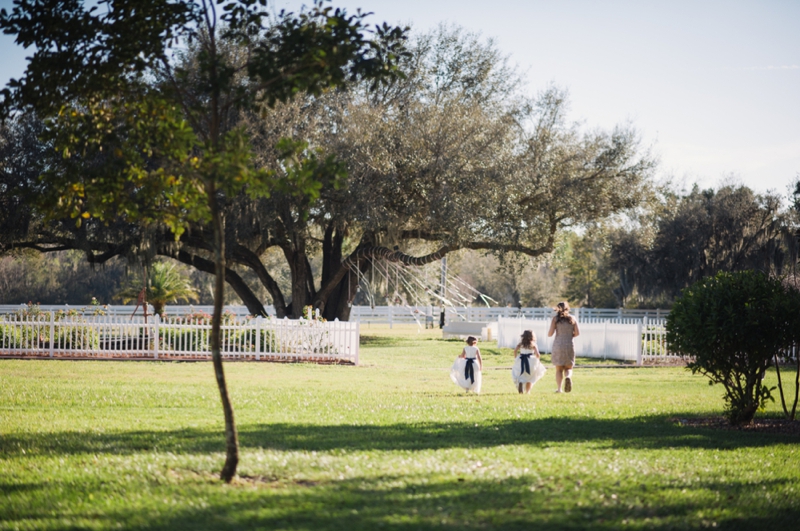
top-left (2, 0), bottom-right (798, 197)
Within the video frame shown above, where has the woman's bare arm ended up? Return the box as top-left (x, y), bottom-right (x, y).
top-left (547, 316), bottom-right (557, 337)
top-left (573, 321), bottom-right (580, 337)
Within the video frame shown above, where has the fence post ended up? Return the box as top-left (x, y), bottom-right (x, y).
top-left (49, 311), bottom-right (55, 358)
top-left (255, 316), bottom-right (262, 361)
top-left (388, 306), bottom-right (393, 329)
top-left (354, 320), bottom-right (360, 365)
top-left (602, 321), bottom-right (608, 360)
top-left (636, 318), bottom-right (644, 366)
top-left (153, 314), bottom-right (160, 360)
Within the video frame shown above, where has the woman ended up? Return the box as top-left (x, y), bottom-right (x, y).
top-left (547, 301), bottom-right (580, 393)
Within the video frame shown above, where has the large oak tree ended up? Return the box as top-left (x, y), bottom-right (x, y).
top-left (3, 19), bottom-right (655, 324)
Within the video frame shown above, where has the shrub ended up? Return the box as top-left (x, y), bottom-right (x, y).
top-left (53, 325), bottom-right (100, 350)
top-left (0, 323), bottom-right (22, 349)
top-left (666, 271), bottom-right (797, 425)
top-left (161, 327), bottom-right (209, 352)
top-left (774, 279), bottom-right (800, 420)
top-left (225, 327), bottom-right (276, 353)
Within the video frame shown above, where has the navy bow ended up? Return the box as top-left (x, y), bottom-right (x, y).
top-left (519, 353), bottom-right (532, 375)
top-left (464, 358), bottom-right (476, 383)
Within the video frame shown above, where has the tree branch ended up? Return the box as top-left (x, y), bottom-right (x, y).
top-left (168, 249), bottom-right (268, 317)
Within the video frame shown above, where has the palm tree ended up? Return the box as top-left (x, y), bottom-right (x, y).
top-left (117, 262), bottom-right (199, 317)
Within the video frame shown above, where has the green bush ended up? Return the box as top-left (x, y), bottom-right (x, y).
top-left (160, 324), bottom-right (275, 354)
top-left (0, 324), bottom-right (22, 348)
top-left (666, 271), bottom-right (798, 425)
top-left (225, 328), bottom-right (277, 353)
top-left (161, 327), bottom-right (210, 352)
top-left (52, 325), bottom-right (100, 350)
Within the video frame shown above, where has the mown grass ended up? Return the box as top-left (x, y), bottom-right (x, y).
top-left (1, 325), bottom-right (798, 530)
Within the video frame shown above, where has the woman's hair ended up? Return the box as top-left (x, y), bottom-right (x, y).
top-left (520, 330), bottom-right (536, 349)
top-left (466, 336), bottom-right (477, 345)
top-left (555, 301), bottom-right (574, 323)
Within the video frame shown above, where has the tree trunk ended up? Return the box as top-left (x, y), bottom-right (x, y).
top-left (321, 268), bottom-right (360, 321)
top-left (284, 242), bottom-right (312, 318)
top-left (208, 188), bottom-right (239, 483)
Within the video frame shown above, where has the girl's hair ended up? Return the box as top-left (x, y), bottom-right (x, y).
top-left (555, 301), bottom-right (574, 324)
top-left (466, 336), bottom-right (477, 345)
top-left (520, 330), bottom-right (536, 349)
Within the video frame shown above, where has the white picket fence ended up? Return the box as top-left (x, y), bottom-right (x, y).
top-left (0, 313), bottom-right (359, 364)
top-left (497, 316), bottom-right (677, 365)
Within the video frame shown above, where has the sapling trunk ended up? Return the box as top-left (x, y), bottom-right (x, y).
top-left (792, 348), bottom-right (799, 421)
top-left (775, 354), bottom-right (789, 419)
top-left (209, 189), bottom-right (239, 483)
top-left (774, 350), bottom-right (799, 421)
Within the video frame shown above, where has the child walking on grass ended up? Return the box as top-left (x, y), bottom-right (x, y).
top-left (450, 336), bottom-right (483, 394)
top-left (512, 330), bottom-right (547, 394)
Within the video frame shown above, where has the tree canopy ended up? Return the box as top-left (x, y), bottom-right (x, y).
top-left (2, 23), bottom-right (656, 322)
top-left (608, 184), bottom-right (797, 306)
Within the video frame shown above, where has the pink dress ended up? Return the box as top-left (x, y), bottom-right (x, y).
top-left (551, 319), bottom-right (577, 366)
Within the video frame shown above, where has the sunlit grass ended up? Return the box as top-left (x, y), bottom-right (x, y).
top-left (1, 327), bottom-right (797, 530)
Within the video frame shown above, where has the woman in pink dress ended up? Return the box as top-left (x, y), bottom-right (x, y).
top-left (547, 301), bottom-right (580, 393)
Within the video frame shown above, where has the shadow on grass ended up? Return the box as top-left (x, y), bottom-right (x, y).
top-left (359, 335), bottom-right (406, 347)
top-left (2, 415), bottom-right (796, 458)
top-left (2, 474), bottom-right (797, 531)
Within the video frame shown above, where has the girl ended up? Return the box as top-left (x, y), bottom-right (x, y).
top-left (450, 336), bottom-right (483, 394)
top-left (548, 301), bottom-right (580, 393)
top-left (512, 330), bottom-right (547, 393)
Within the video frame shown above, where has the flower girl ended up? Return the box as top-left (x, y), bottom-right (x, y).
top-left (512, 330), bottom-right (546, 394)
top-left (450, 336), bottom-right (483, 394)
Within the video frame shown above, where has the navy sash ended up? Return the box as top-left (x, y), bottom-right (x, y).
top-left (464, 358), bottom-right (476, 383)
top-left (519, 353), bottom-right (532, 375)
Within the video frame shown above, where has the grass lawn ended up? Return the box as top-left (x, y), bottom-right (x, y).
top-left (1, 325), bottom-right (798, 530)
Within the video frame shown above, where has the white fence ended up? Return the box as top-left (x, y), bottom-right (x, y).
top-left (497, 316), bottom-right (677, 365)
top-left (0, 304), bottom-right (256, 319)
top-left (0, 313), bottom-right (359, 364)
top-left (351, 305), bottom-right (669, 326)
top-left (0, 304), bottom-right (669, 324)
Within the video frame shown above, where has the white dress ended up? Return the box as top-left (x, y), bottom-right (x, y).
top-left (511, 347), bottom-right (546, 386)
top-left (450, 345), bottom-right (482, 393)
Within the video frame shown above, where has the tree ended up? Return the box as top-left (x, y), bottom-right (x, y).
top-left (666, 271), bottom-right (798, 425)
top-left (609, 184), bottom-right (796, 306)
top-left (562, 229), bottom-right (620, 308)
top-left (167, 27), bottom-right (655, 320)
top-left (116, 261), bottom-right (199, 317)
top-left (0, 113), bottom-right (48, 250)
top-left (1, 0), bottom-right (406, 482)
top-left (3, 23), bottom-right (655, 322)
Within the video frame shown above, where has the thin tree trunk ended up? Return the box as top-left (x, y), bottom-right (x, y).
top-left (209, 186), bottom-right (239, 483)
top-left (792, 346), bottom-right (799, 421)
top-left (775, 353), bottom-right (790, 419)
